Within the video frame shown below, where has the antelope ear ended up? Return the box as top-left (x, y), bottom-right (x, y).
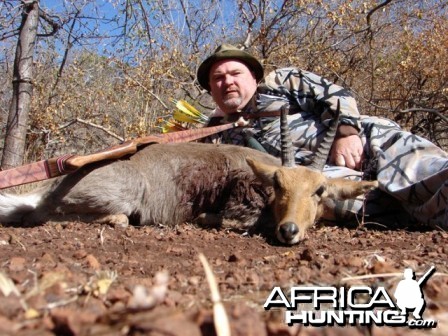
top-left (325, 179), bottom-right (379, 200)
top-left (246, 158), bottom-right (278, 187)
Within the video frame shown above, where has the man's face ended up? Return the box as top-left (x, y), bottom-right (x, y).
top-left (209, 59), bottom-right (258, 114)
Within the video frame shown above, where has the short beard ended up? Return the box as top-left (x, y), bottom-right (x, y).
top-left (221, 97), bottom-right (243, 112)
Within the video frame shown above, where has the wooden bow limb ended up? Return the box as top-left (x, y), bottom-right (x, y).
top-left (0, 122), bottom-right (238, 189)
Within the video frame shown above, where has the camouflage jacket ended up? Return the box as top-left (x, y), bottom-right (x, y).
top-left (206, 67), bottom-right (361, 145)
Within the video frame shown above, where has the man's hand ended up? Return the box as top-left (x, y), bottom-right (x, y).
top-left (329, 134), bottom-right (364, 170)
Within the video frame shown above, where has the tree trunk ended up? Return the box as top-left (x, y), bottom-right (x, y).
top-left (1, 0), bottom-right (39, 170)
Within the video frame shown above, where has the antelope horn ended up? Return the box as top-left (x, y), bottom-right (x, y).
top-left (308, 99), bottom-right (341, 171)
top-left (280, 104), bottom-right (295, 167)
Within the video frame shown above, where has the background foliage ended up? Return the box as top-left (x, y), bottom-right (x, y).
top-left (1, 0), bottom-right (447, 163)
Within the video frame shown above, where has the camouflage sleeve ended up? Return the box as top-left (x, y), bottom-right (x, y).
top-left (202, 116), bottom-right (225, 143)
top-left (202, 116), bottom-right (246, 145)
top-left (263, 68), bottom-right (361, 131)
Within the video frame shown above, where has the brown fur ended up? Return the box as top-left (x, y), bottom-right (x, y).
top-left (0, 142), bottom-right (378, 244)
top-left (247, 159), bottom-right (378, 244)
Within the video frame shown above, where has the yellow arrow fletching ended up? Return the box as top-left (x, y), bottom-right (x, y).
top-left (173, 110), bottom-right (202, 123)
top-left (176, 100), bottom-right (199, 117)
top-left (161, 120), bottom-right (187, 133)
top-left (173, 99), bottom-right (208, 123)
top-left (178, 100), bottom-right (201, 116)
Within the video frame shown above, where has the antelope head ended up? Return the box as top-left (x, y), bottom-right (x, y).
top-left (247, 102), bottom-right (378, 245)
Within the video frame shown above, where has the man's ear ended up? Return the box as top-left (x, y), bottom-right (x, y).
top-left (246, 158), bottom-right (278, 187)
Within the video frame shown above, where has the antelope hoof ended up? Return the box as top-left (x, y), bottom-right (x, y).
top-left (96, 214), bottom-right (129, 228)
top-left (278, 222), bottom-right (300, 245)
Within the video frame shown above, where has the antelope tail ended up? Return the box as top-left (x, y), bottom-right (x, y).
top-left (0, 191), bottom-right (43, 223)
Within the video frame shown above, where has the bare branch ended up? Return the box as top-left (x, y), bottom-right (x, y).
top-left (37, 7), bottom-right (61, 37)
top-left (136, 0), bottom-right (153, 49)
top-left (120, 69), bottom-right (170, 110)
top-left (47, 8), bottom-right (81, 106)
top-left (399, 108), bottom-right (448, 123)
top-left (59, 118), bottom-right (124, 142)
top-left (366, 0), bottom-right (395, 28)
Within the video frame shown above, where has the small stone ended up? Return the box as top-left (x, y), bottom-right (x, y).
top-left (9, 257), bottom-right (26, 272)
top-left (73, 250), bottom-right (88, 260)
top-left (85, 254), bottom-right (101, 270)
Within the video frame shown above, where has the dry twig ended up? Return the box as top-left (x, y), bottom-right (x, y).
top-left (198, 253), bottom-right (231, 336)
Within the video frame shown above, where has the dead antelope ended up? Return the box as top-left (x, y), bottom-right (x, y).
top-left (0, 110), bottom-right (377, 244)
top-left (247, 105), bottom-right (378, 244)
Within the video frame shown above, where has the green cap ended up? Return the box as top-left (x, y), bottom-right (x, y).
top-left (197, 44), bottom-right (264, 91)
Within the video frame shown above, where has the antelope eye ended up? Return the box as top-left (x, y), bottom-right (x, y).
top-left (315, 185), bottom-right (326, 197)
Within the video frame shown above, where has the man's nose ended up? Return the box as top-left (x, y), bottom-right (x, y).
top-left (223, 74), bottom-right (235, 85)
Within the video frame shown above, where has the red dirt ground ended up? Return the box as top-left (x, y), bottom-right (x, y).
top-left (0, 220), bottom-right (447, 336)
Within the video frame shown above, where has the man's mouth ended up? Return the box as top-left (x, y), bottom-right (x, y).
top-left (224, 90), bottom-right (239, 97)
